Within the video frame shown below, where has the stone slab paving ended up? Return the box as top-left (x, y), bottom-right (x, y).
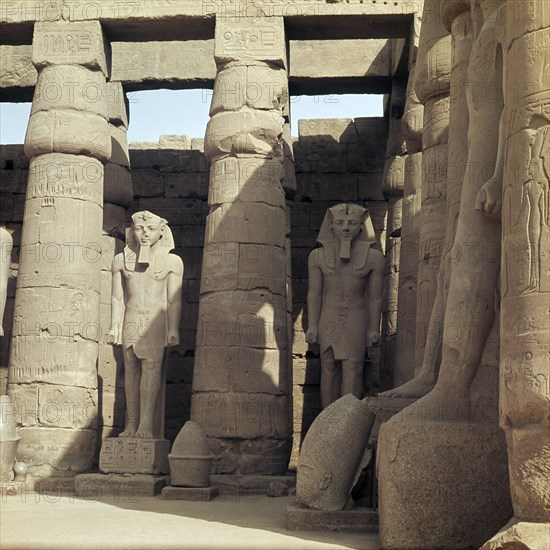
top-left (1, 492), bottom-right (379, 549)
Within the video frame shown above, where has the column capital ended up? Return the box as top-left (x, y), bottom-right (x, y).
top-left (441, 0), bottom-right (471, 32)
top-left (32, 20), bottom-right (110, 76)
top-left (214, 16), bottom-right (286, 68)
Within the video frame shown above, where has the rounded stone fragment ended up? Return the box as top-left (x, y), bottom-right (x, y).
top-left (296, 394), bottom-right (374, 511)
top-left (169, 421), bottom-right (213, 487)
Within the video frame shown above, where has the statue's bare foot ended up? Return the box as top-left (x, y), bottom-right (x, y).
top-left (135, 425), bottom-right (154, 439)
top-left (119, 425), bottom-right (137, 438)
top-left (379, 372), bottom-right (436, 399)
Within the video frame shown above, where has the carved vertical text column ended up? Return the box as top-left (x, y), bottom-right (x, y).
top-left (191, 17), bottom-right (291, 475)
top-left (7, 21), bottom-right (111, 477)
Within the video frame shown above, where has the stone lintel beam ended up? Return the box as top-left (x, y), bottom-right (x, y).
top-left (0, 1), bottom-right (418, 33)
top-left (1, 38), bottom-right (402, 100)
top-left (0, 3), bottom-right (420, 49)
top-left (290, 38), bottom-right (393, 95)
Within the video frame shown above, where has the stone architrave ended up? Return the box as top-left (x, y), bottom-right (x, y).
top-left (377, 2), bottom-right (513, 548)
top-left (0, 226), bottom-right (12, 338)
top-left (306, 204), bottom-right (384, 409)
top-left (100, 211), bottom-right (183, 475)
top-left (190, 16), bottom-right (291, 475)
top-left (7, 21), bottom-right (111, 478)
top-left (481, 1), bottom-right (550, 547)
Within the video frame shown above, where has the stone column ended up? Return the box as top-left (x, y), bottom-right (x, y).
top-left (97, 82), bottom-right (133, 449)
top-left (7, 21), bottom-right (111, 478)
top-left (413, 0), bottom-right (451, 375)
top-left (191, 17), bottom-right (291, 475)
top-left (380, 79), bottom-right (406, 390)
top-left (482, 1), bottom-right (550, 547)
top-left (392, 60), bottom-right (423, 388)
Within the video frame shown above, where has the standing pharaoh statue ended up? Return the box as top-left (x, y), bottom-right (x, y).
top-left (306, 204), bottom-right (384, 409)
top-left (0, 226), bottom-right (12, 339)
top-left (108, 211), bottom-right (183, 440)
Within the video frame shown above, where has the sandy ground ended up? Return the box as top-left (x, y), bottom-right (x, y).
top-left (0, 492), bottom-right (380, 550)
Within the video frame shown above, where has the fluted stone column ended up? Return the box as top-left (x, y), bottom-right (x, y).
top-left (191, 17), bottom-right (291, 475)
top-left (392, 60), bottom-right (423, 388)
top-left (7, 21), bottom-right (111, 478)
top-left (380, 79), bottom-right (406, 390)
top-left (482, 1), bottom-right (550, 547)
top-left (413, 0), bottom-right (451, 375)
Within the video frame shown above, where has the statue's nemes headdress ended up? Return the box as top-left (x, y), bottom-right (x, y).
top-left (317, 203), bottom-right (377, 269)
top-left (124, 211), bottom-right (175, 272)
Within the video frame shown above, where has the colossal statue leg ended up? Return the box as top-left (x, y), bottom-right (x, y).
top-left (377, 2), bottom-right (512, 547)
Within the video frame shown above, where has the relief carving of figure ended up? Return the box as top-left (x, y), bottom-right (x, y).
top-left (0, 226), bottom-right (12, 338)
top-left (519, 127), bottom-right (549, 292)
top-left (306, 204), bottom-right (384, 409)
top-left (108, 211), bottom-right (183, 439)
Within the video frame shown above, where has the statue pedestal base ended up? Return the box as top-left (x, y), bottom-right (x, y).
top-left (99, 438), bottom-right (170, 475)
top-left (377, 418), bottom-right (513, 550)
top-left (75, 473), bottom-right (169, 498)
top-left (286, 502), bottom-right (378, 533)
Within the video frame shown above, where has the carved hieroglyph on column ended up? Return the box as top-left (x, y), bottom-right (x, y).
top-left (7, 21), bottom-right (111, 477)
top-left (377, 1), bottom-right (513, 548)
top-left (191, 17), bottom-right (291, 475)
top-left (482, 1), bottom-right (550, 547)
